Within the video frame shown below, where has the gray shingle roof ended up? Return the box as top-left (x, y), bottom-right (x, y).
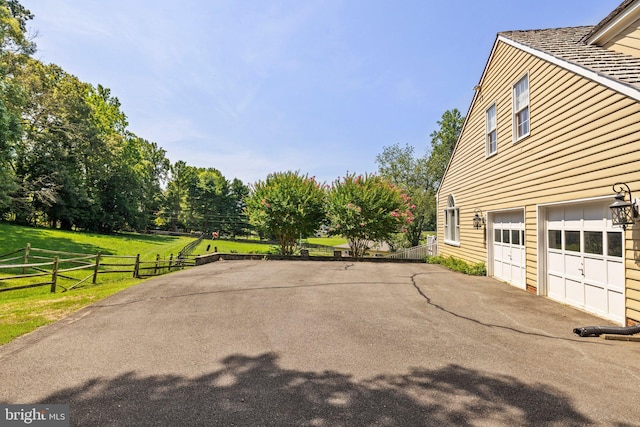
top-left (582, 0), bottom-right (636, 42)
top-left (499, 26), bottom-right (640, 91)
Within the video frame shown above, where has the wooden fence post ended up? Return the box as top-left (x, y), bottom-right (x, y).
top-left (50, 256), bottom-right (59, 293)
top-left (168, 254), bottom-right (173, 271)
top-left (92, 251), bottom-right (101, 284)
top-left (23, 243), bottom-right (30, 274)
top-left (133, 254), bottom-right (140, 278)
top-left (154, 254), bottom-right (160, 276)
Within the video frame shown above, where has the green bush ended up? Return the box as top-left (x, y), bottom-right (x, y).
top-left (427, 255), bottom-right (486, 276)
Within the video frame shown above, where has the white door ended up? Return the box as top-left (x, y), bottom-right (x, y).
top-left (546, 203), bottom-right (625, 323)
top-left (492, 211), bottom-right (526, 289)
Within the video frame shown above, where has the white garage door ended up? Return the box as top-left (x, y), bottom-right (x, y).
top-left (546, 203), bottom-right (625, 323)
top-left (492, 211), bottom-right (526, 289)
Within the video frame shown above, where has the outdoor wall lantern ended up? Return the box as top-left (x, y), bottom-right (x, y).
top-left (473, 209), bottom-right (486, 230)
top-left (609, 182), bottom-right (639, 230)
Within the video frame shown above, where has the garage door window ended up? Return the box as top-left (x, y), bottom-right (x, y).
top-left (584, 231), bottom-right (603, 255)
top-left (607, 232), bottom-right (622, 258)
top-left (565, 231), bottom-right (580, 252)
top-left (549, 230), bottom-right (562, 249)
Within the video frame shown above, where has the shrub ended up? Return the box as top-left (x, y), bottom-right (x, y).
top-left (427, 255), bottom-right (486, 276)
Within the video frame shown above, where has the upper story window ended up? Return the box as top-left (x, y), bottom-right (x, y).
top-left (513, 73), bottom-right (530, 141)
top-left (444, 194), bottom-right (460, 245)
top-left (486, 103), bottom-right (497, 156)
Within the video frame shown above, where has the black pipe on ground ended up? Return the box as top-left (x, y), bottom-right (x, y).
top-left (573, 324), bottom-right (640, 337)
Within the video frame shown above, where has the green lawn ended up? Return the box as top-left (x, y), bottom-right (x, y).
top-left (0, 223), bottom-right (201, 346)
top-left (306, 237), bottom-right (348, 247)
top-left (192, 238), bottom-right (274, 255)
top-left (0, 222), bottom-right (196, 259)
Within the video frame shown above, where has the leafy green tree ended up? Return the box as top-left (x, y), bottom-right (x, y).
top-left (0, 0), bottom-right (35, 55)
top-left (326, 173), bottom-right (413, 258)
top-left (375, 109), bottom-right (465, 245)
top-left (187, 167), bottom-right (230, 233)
top-left (426, 108), bottom-right (464, 191)
top-left (0, 0), bottom-right (35, 216)
top-left (376, 143), bottom-right (431, 246)
top-left (157, 161), bottom-right (197, 231)
top-left (13, 60), bottom-right (93, 228)
top-left (133, 137), bottom-right (170, 230)
top-left (228, 178), bottom-right (250, 237)
top-left (245, 171), bottom-right (325, 255)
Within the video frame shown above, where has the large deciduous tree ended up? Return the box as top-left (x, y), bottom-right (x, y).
top-left (326, 173), bottom-right (413, 259)
top-left (426, 108), bottom-right (464, 191)
top-left (376, 143), bottom-right (430, 247)
top-left (245, 171), bottom-right (325, 255)
top-left (0, 0), bottom-right (34, 216)
top-left (375, 109), bottom-right (465, 247)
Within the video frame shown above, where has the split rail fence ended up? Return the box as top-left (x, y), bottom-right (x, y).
top-left (0, 236), bottom-right (202, 294)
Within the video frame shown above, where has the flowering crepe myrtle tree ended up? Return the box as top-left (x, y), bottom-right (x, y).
top-left (245, 171), bottom-right (326, 255)
top-left (326, 173), bottom-right (414, 259)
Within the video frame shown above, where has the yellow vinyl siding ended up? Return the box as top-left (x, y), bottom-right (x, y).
top-left (437, 39), bottom-right (640, 322)
top-left (603, 17), bottom-right (640, 58)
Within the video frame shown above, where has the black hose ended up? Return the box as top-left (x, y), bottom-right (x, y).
top-left (573, 325), bottom-right (640, 337)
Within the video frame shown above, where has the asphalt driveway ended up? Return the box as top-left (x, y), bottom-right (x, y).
top-left (1, 260), bottom-right (639, 426)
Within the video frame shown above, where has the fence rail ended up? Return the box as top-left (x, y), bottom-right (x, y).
top-left (0, 236), bottom-right (202, 294)
top-left (386, 236), bottom-right (437, 260)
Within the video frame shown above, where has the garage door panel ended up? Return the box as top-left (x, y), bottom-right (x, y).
top-left (607, 261), bottom-right (625, 292)
top-left (566, 279), bottom-right (585, 305)
top-left (511, 265), bottom-right (524, 286)
top-left (608, 291), bottom-right (625, 322)
top-left (565, 254), bottom-right (582, 278)
top-left (585, 284), bottom-right (607, 314)
top-left (564, 206), bottom-right (582, 225)
top-left (548, 252), bottom-right (564, 275)
top-left (583, 204), bottom-right (606, 226)
top-left (584, 257), bottom-right (606, 285)
top-left (548, 274), bottom-right (565, 300)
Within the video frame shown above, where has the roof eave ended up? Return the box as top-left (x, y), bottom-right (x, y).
top-left (584, 0), bottom-right (640, 45)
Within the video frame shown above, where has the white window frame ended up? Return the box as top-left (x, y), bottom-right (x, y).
top-left (444, 194), bottom-right (460, 246)
top-left (512, 73), bottom-right (530, 142)
top-left (486, 103), bottom-right (497, 157)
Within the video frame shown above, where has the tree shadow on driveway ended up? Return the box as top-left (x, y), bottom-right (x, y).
top-left (43, 353), bottom-right (593, 426)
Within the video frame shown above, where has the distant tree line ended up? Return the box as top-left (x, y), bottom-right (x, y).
top-left (0, 1), bottom-right (250, 235)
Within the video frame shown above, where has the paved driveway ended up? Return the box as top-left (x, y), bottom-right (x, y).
top-left (1, 260), bottom-right (639, 426)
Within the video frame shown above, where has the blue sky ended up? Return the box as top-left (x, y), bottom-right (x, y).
top-left (22, 0), bottom-right (621, 185)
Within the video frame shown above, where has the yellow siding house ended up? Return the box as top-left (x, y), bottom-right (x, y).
top-left (437, 0), bottom-right (640, 326)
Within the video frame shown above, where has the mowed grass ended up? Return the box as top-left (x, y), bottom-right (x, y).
top-left (192, 238), bottom-right (274, 255)
top-left (191, 236), bottom-right (349, 255)
top-left (0, 222), bottom-right (196, 259)
top-left (0, 223), bottom-right (200, 346)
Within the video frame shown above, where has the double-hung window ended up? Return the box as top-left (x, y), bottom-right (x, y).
top-left (486, 103), bottom-right (497, 156)
top-left (513, 74), bottom-right (530, 141)
top-left (444, 195), bottom-right (460, 245)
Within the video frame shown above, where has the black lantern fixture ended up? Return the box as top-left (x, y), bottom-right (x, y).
top-left (473, 209), bottom-right (485, 230)
top-left (609, 182), bottom-right (638, 230)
